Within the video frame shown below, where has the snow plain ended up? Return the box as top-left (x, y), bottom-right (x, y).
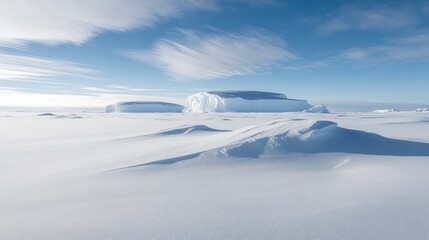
top-left (1, 110), bottom-right (429, 239)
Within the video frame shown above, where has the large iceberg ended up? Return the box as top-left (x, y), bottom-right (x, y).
top-left (185, 91), bottom-right (312, 113)
top-left (106, 101), bottom-right (184, 113)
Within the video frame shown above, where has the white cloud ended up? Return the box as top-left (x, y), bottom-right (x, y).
top-left (107, 85), bottom-right (131, 90)
top-left (81, 86), bottom-right (168, 93)
top-left (0, 88), bottom-right (185, 108)
top-left (340, 32), bottom-right (429, 63)
top-left (0, 0), bottom-right (216, 45)
top-left (127, 30), bottom-right (296, 80)
top-left (106, 85), bottom-right (168, 92)
top-left (0, 53), bottom-right (96, 82)
top-left (318, 4), bottom-right (415, 34)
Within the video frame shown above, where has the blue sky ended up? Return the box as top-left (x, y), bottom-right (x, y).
top-left (0, 0), bottom-right (428, 108)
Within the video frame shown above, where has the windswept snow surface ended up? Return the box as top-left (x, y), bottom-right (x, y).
top-left (186, 91), bottom-right (312, 112)
top-left (1, 111), bottom-right (429, 239)
top-left (106, 101), bottom-right (184, 113)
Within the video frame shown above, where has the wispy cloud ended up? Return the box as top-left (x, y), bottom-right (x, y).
top-left (423, 2), bottom-right (429, 14)
top-left (0, 0), bottom-right (288, 46)
top-left (340, 31), bottom-right (429, 63)
top-left (284, 61), bottom-right (328, 71)
top-left (318, 4), bottom-right (416, 35)
top-left (232, 0), bottom-right (285, 8)
top-left (0, 53), bottom-right (96, 82)
top-left (81, 86), bottom-right (168, 93)
top-left (127, 30), bottom-right (296, 80)
top-left (0, 42), bottom-right (27, 50)
top-left (0, 88), bottom-right (185, 108)
top-left (106, 85), bottom-right (168, 92)
top-left (0, 0), bottom-right (216, 45)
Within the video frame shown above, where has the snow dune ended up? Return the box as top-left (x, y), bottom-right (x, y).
top-left (156, 125), bottom-right (230, 135)
top-left (37, 113), bottom-right (57, 116)
top-left (38, 112), bottom-right (82, 119)
top-left (121, 119), bottom-right (429, 167)
top-left (1, 111), bottom-right (429, 240)
top-left (220, 120), bottom-right (429, 158)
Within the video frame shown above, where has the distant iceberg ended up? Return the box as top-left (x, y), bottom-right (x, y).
top-left (105, 101), bottom-right (184, 113)
top-left (304, 105), bottom-right (330, 113)
top-left (185, 91), bottom-right (312, 113)
top-left (373, 109), bottom-right (399, 113)
top-left (415, 107), bottom-right (428, 113)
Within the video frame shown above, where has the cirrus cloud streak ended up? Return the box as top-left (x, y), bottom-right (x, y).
top-left (318, 4), bottom-right (416, 35)
top-left (340, 31), bottom-right (429, 63)
top-left (0, 53), bottom-right (96, 82)
top-left (127, 30), bottom-right (296, 80)
top-left (0, 0), bottom-right (216, 45)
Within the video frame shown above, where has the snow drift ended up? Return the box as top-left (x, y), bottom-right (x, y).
top-left (185, 91), bottom-right (312, 113)
top-left (156, 125), bottom-right (230, 135)
top-left (219, 120), bottom-right (429, 158)
top-left (3, 112), bottom-right (429, 239)
top-left (106, 101), bottom-right (184, 113)
top-left (137, 119), bottom-right (429, 166)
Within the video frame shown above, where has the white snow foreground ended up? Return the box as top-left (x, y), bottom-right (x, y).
top-left (106, 101), bottom-right (184, 113)
top-left (185, 91), bottom-right (312, 113)
top-left (2, 112), bottom-right (429, 239)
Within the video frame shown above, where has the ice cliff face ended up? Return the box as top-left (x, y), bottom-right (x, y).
top-left (185, 91), bottom-right (312, 113)
top-left (105, 101), bottom-right (184, 113)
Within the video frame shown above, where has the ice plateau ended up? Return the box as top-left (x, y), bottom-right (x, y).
top-left (185, 91), bottom-right (312, 113)
top-left (105, 101), bottom-right (184, 113)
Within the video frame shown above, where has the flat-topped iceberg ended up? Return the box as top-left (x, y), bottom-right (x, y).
top-left (106, 101), bottom-right (184, 113)
top-left (185, 91), bottom-right (312, 113)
